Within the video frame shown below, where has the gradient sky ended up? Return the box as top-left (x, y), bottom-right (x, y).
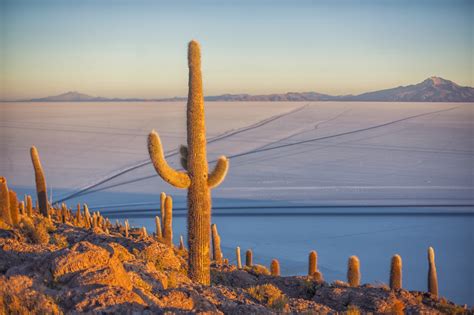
top-left (1, 0), bottom-right (472, 99)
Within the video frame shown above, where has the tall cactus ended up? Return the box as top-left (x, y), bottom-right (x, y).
top-left (163, 195), bottom-right (173, 246)
top-left (0, 177), bottom-right (12, 225)
top-left (308, 251), bottom-right (318, 276)
top-left (211, 223), bottom-right (222, 264)
top-left (390, 254), bottom-right (402, 290)
top-left (347, 256), bottom-right (360, 287)
top-left (427, 247), bottom-right (438, 298)
top-left (30, 146), bottom-right (48, 217)
top-left (147, 40), bottom-right (229, 285)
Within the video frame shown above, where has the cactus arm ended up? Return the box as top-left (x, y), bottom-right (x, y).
top-left (148, 130), bottom-right (191, 189)
top-left (208, 156), bottom-right (229, 188)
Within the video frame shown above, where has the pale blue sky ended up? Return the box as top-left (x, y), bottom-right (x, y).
top-left (1, 0), bottom-right (472, 99)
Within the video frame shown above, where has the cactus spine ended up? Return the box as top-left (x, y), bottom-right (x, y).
top-left (211, 223), bottom-right (222, 264)
top-left (390, 254), bottom-right (402, 290)
top-left (246, 249), bottom-right (253, 267)
top-left (30, 146), bottom-right (48, 217)
top-left (155, 216), bottom-right (162, 239)
top-left (309, 250), bottom-right (318, 276)
top-left (270, 259), bottom-right (280, 276)
top-left (147, 40), bottom-right (229, 285)
top-left (163, 195), bottom-right (173, 246)
top-left (236, 246), bottom-right (242, 269)
top-left (347, 256), bottom-right (360, 287)
top-left (0, 177), bottom-right (12, 225)
top-left (427, 247), bottom-right (438, 298)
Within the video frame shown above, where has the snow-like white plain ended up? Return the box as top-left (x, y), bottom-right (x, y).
top-left (1, 101), bottom-right (473, 304)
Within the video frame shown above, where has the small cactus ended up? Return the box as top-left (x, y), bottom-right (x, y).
top-left (30, 146), bottom-right (49, 217)
top-left (26, 195), bottom-right (33, 217)
top-left (142, 226), bottom-right (148, 238)
top-left (147, 40), bottom-right (229, 285)
top-left (179, 235), bottom-right (185, 250)
top-left (270, 259), bottom-right (280, 276)
top-left (347, 256), bottom-right (360, 287)
top-left (236, 246), bottom-right (242, 269)
top-left (9, 190), bottom-right (19, 226)
top-left (308, 250), bottom-right (318, 276)
top-left (160, 192), bottom-right (166, 235)
top-left (124, 220), bottom-right (129, 238)
top-left (19, 201), bottom-right (25, 216)
top-left (84, 205), bottom-right (91, 229)
top-left (0, 177), bottom-right (12, 225)
top-left (155, 216), bottom-right (162, 239)
top-left (163, 195), bottom-right (173, 246)
top-left (428, 247), bottom-right (438, 298)
top-left (312, 270), bottom-right (324, 282)
top-left (211, 223), bottom-right (222, 264)
top-left (246, 249), bottom-right (253, 267)
top-left (390, 254), bottom-right (402, 290)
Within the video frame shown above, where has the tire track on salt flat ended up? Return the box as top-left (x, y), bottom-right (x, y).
top-left (73, 105), bottom-right (461, 196)
top-left (54, 104), bottom-right (308, 203)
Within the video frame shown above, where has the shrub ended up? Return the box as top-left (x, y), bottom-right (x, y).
top-left (247, 284), bottom-right (288, 311)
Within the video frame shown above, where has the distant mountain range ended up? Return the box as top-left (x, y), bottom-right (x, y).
top-left (19, 77), bottom-right (474, 102)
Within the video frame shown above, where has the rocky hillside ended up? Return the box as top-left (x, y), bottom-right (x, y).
top-left (0, 211), bottom-right (471, 314)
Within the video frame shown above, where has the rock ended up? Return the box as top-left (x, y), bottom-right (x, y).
top-left (51, 241), bottom-right (111, 282)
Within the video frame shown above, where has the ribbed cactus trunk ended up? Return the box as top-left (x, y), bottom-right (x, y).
top-left (160, 192), bottom-right (166, 236)
top-left (30, 147), bottom-right (48, 217)
top-left (0, 177), bottom-right (12, 225)
top-left (186, 40), bottom-right (212, 284)
top-left (164, 195), bottom-right (173, 246)
top-left (390, 254), bottom-right (402, 290)
top-left (347, 256), bottom-right (360, 287)
top-left (147, 40), bottom-right (229, 285)
top-left (427, 247), bottom-right (438, 298)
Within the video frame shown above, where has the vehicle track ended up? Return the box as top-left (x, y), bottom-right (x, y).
top-left (53, 104), bottom-right (308, 203)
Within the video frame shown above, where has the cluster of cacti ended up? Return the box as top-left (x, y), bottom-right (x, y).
top-left (211, 223), bottom-right (223, 264)
top-left (147, 40), bottom-right (229, 285)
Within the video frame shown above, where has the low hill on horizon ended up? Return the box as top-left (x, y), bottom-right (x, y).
top-left (16, 77), bottom-right (474, 102)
